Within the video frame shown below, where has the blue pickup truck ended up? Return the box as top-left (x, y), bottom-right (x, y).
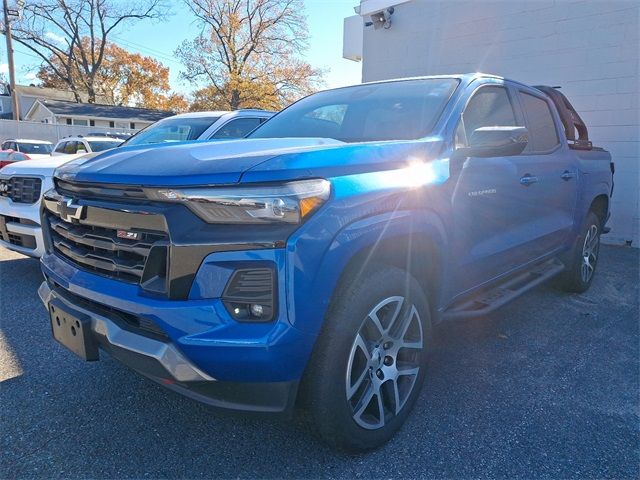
top-left (38, 74), bottom-right (613, 451)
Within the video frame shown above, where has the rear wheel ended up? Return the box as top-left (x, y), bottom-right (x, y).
top-left (305, 264), bottom-right (431, 451)
top-left (556, 211), bottom-right (601, 293)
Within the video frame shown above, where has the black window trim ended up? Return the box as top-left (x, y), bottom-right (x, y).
top-left (514, 88), bottom-right (563, 156)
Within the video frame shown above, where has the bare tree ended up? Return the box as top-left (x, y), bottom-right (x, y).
top-left (176, 0), bottom-right (324, 110)
top-left (8, 0), bottom-right (168, 103)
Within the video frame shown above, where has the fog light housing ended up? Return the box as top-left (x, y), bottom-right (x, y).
top-left (222, 268), bottom-right (275, 322)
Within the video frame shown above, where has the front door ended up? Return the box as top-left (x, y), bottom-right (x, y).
top-left (448, 84), bottom-right (539, 295)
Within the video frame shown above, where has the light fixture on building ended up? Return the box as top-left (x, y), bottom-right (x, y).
top-left (364, 7), bottom-right (394, 29)
top-left (364, 7), bottom-right (394, 30)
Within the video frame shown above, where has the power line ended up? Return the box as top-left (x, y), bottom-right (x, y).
top-left (110, 34), bottom-right (182, 66)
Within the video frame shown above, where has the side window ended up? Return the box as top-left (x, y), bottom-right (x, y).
top-left (461, 86), bottom-right (518, 143)
top-left (519, 92), bottom-right (560, 152)
top-left (306, 104), bottom-right (347, 125)
top-left (1, 141), bottom-right (7, 150)
top-left (210, 118), bottom-right (263, 139)
top-left (55, 142), bottom-right (67, 153)
top-left (63, 141), bottom-right (78, 154)
top-left (76, 141), bottom-right (88, 153)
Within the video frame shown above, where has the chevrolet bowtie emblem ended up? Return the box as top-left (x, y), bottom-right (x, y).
top-left (58, 198), bottom-right (84, 222)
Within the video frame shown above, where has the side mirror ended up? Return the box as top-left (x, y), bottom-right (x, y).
top-left (457, 126), bottom-right (529, 158)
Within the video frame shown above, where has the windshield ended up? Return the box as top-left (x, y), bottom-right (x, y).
top-left (87, 140), bottom-right (122, 152)
top-left (123, 116), bottom-right (221, 146)
top-left (18, 143), bottom-right (53, 154)
top-left (249, 79), bottom-right (459, 143)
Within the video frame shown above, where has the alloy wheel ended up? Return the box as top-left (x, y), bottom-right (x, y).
top-left (345, 296), bottom-right (424, 430)
top-left (581, 224), bottom-right (599, 283)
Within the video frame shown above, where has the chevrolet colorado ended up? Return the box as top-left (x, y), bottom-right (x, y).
top-left (38, 74), bottom-right (613, 451)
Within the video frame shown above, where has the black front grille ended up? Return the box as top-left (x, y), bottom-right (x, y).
top-left (0, 177), bottom-right (42, 203)
top-left (47, 213), bottom-right (168, 283)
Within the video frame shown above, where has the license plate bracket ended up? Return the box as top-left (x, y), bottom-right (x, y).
top-left (49, 299), bottom-right (99, 361)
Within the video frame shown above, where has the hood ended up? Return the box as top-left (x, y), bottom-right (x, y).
top-left (0, 155), bottom-right (80, 177)
top-left (55, 138), bottom-right (345, 185)
top-left (55, 136), bottom-right (447, 187)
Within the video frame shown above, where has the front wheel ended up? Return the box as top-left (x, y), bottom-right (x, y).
top-left (556, 211), bottom-right (601, 293)
top-left (304, 264), bottom-right (431, 451)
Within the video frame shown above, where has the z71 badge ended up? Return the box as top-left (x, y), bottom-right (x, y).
top-left (116, 230), bottom-right (142, 241)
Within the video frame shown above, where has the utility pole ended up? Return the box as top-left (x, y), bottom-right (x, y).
top-left (2, 0), bottom-right (20, 120)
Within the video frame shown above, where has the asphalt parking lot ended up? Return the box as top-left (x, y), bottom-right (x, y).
top-left (1, 245), bottom-right (638, 479)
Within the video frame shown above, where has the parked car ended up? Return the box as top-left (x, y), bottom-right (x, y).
top-left (0, 110), bottom-right (270, 258)
top-left (0, 135), bottom-right (122, 257)
top-left (1, 139), bottom-right (53, 158)
top-left (0, 150), bottom-right (32, 169)
top-left (37, 74), bottom-right (613, 451)
top-left (52, 135), bottom-right (123, 157)
top-left (121, 109), bottom-right (274, 146)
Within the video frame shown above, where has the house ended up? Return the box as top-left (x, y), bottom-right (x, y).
top-left (24, 98), bottom-right (173, 130)
top-left (0, 84), bottom-right (111, 120)
top-left (343, 0), bottom-right (639, 247)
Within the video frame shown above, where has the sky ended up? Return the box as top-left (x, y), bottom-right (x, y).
top-left (1, 0), bottom-right (362, 96)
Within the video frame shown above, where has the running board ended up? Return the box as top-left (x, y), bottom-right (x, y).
top-left (442, 258), bottom-right (565, 320)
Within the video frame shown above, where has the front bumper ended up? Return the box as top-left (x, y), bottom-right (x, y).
top-left (0, 198), bottom-right (45, 257)
top-left (38, 280), bottom-right (300, 413)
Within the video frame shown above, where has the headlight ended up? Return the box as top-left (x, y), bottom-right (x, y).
top-left (145, 179), bottom-right (331, 224)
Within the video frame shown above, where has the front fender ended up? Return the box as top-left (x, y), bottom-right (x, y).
top-left (285, 208), bottom-right (448, 337)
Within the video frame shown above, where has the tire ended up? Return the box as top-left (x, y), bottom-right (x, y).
top-left (556, 211), bottom-right (601, 293)
top-left (304, 263), bottom-right (432, 452)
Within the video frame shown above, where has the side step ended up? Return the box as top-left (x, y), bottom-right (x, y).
top-left (442, 258), bottom-right (565, 320)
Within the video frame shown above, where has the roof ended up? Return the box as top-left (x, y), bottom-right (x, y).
top-left (33, 99), bottom-right (174, 122)
top-left (4, 138), bottom-right (53, 144)
top-left (11, 84), bottom-right (110, 104)
top-left (170, 109), bottom-right (275, 119)
top-left (56, 136), bottom-right (122, 142)
top-left (171, 111), bottom-right (231, 118)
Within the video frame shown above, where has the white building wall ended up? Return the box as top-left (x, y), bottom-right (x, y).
top-left (357, 0), bottom-right (639, 246)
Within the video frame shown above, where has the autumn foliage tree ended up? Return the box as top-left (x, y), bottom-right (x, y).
top-left (10, 0), bottom-right (168, 103)
top-left (37, 42), bottom-right (188, 111)
top-left (176, 0), bottom-right (324, 111)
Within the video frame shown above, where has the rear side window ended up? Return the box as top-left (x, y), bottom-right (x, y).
top-left (55, 142), bottom-right (67, 153)
top-left (519, 92), bottom-right (560, 152)
top-left (210, 118), bottom-right (263, 139)
top-left (462, 86), bottom-right (518, 138)
top-left (63, 141), bottom-right (78, 154)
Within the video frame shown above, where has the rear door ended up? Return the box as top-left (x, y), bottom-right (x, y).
top-left (515, 89), bottom-right (577, 256)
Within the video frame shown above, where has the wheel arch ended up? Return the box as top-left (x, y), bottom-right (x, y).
top-left (317, 209), bottom-right (449, 329)
top-left (588, 194), bottom-right (609, 229)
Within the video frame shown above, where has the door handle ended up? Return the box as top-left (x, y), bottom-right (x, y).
top-left (520, 174), bottom-right (538, 186)
top-left (561, 170), bottom-right (576, 181)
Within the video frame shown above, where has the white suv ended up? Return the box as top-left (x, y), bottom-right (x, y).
top-left (0, 135), bottom-right (121, 257)
top-left (122, 109), bottom-right (274, 147)
top-left (52, 135), bottom-right (123, 156)
top-left (0, 111), bottom-right (274, 258)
